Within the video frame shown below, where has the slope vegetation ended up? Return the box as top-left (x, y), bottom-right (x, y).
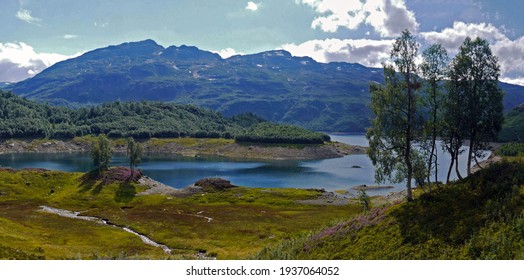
top-left (499, 104), bottom-right (524, 142)
top-left (0, 90), bottom-right (329, 144)
top-left (255, 161), bottom-right (524, 259)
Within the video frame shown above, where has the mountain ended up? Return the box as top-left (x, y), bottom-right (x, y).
top-left (7, 40), bottom-right (524, 132)
top-left (499, 103), bottom-right (524, 142)
top-left (0, 82), bottom-right (10, 89)
top-left (7, 40), bottom-right (381, 132)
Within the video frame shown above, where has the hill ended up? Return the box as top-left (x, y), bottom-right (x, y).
top-left (0, 90), bottom-right (241, 139)
top-left (0, 89), bottom-right (334, 145)
top-left (499, 104), bottom-right (524, 142)
top-left (255, 160), bottom-right (524, 259)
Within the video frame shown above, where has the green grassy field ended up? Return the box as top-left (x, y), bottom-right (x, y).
top-left (0, 167), bottom-right (362, 259)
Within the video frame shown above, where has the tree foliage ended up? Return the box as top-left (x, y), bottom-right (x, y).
top-left (126, 137), bottom-right (142, 172)
top-left (444, 37), bottom-right (504, 178)
top-left (420, 43), bottom-right (448, 187)
top-left (235, 123), bottom-right (330, 144)
top-left (366, 30), bottom-right (425, 201)
top-left (91, 134), bottom-right (112, 170)
top-left (0, 90), bottom-right (326, 144)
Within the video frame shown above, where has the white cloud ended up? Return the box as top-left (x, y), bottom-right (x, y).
top-left (63, 34), bottom-right (78, 40)
top-left (282, 38), bottom-right (394, 67)
top-left (0, 42), bottom-right (79, 82)
top-left (212, 48), bottom-right (244, 59)
top-left (246, 1), bottom-right (260, 11)
top-left (500, 77), bottom-right (524, 87)
top-left (421, 21), bottom-right (524, 86)
top-left (493, 36), bottom-right (524, 83)
top-left (297, 0), bottom-right (418, 37)
top-left (421, 21), bottom-right (507, 51)
top-left (16, 9), bottom-right (41, 25)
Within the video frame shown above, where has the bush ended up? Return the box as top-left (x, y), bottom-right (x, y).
top-left (497, 142), bottom-right (524, 157)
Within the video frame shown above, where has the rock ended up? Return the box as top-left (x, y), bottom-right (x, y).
top-left (351, 165), bottom-right (362, 168)
top-left (194, 177), bottom-right (236, 192)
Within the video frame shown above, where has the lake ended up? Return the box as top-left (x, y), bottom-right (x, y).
top-left (0, 135), bottom-right (488, 194)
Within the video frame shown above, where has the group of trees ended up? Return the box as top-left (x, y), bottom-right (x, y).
top-left (367, 30), bottom-right (504, 201)
top-left (235, 122), bottom-right (330, 144)
top-left (91, 135), bottom-right (142, 173)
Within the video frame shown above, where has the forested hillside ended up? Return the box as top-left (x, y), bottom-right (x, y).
top-left (499, 104), bottom-right (524, 142)
top-left (0, 90), bottom-right (331, 144)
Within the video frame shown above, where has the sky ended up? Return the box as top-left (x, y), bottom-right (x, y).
top-left (1, 0), bottom-right (524, 85)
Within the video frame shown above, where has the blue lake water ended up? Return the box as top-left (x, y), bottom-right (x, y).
top-left (0, 135), bottom-right (488, 194)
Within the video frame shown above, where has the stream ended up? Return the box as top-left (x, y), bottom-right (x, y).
top-left (39, 205), bottom-right (172, 254)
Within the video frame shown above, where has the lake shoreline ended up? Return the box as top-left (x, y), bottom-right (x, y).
top-left (0, 138), bottom-right (366, 161)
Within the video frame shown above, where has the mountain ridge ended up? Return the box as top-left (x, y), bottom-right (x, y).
top-left (7, 39), bottom-right (524, 132)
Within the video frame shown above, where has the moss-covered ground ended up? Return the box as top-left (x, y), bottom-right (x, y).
top-left (0, 167), bottom-right (361, 259)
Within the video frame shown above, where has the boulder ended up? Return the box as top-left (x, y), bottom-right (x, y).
top-left (194, 178), bottom-right (236, 191)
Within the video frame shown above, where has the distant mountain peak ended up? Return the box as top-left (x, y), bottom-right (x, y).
top-left (162, 45), bottom-right (221, 62)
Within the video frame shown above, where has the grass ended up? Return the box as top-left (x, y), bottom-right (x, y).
top-left (0, 167), bottom-right (360, 259)
top-left (254, 160), bottom-right (524, 260)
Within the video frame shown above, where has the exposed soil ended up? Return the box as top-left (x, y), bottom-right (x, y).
top-left (0, 139), bottom-right (366, 161)
top-left (471, 153), bottom-right (502, 173)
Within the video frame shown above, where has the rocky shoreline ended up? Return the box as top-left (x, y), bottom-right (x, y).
top-left (0, 138), bottom-right (366, 160)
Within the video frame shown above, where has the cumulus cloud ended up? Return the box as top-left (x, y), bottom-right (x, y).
top-left (16, 9), bottom-right (41, 25)
top-left (421, 21), bottom-right (507, 51)
top-left (0, 42), bottom-right (78, 82)
top-left (297, 0), bottom-right (418, 37)
top-left (212, 48), bottom-right (244, 59)
top-left (246, 1), bottom-right (260, 11)
top-left (282, 38), bottom-right (394, 67)
top-left (421, 21), bottom-right (524, 86)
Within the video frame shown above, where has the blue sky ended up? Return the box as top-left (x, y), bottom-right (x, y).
top-left (1, 0), bottom-right (524, 85)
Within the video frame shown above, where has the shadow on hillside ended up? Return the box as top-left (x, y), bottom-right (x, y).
top-left (392, 161), bottom-right (524, 246)
top-left (78, 169), bottom-right (104, 194)
top-left (114, 182), bottom-right (136, 203)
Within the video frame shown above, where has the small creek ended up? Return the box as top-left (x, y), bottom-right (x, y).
top-left (39, 205), bottom-right (172, 254)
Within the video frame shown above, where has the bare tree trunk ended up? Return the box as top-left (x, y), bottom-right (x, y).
top-left (474, 155), bottom-right (484, 172)
top-left (434, 145), bottom-right (439, 188)
top-left (467, 138), bottom-right (474, 176)
top-left (446, 151), bottom-right (455, 184)
top-left (455, 152), bottom-right (463, 180)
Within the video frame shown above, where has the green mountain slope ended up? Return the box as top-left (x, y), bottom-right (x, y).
top-left (255, 161), bottom-right (524, 259)
top-left (499, 104), bottom-right (524, 142)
